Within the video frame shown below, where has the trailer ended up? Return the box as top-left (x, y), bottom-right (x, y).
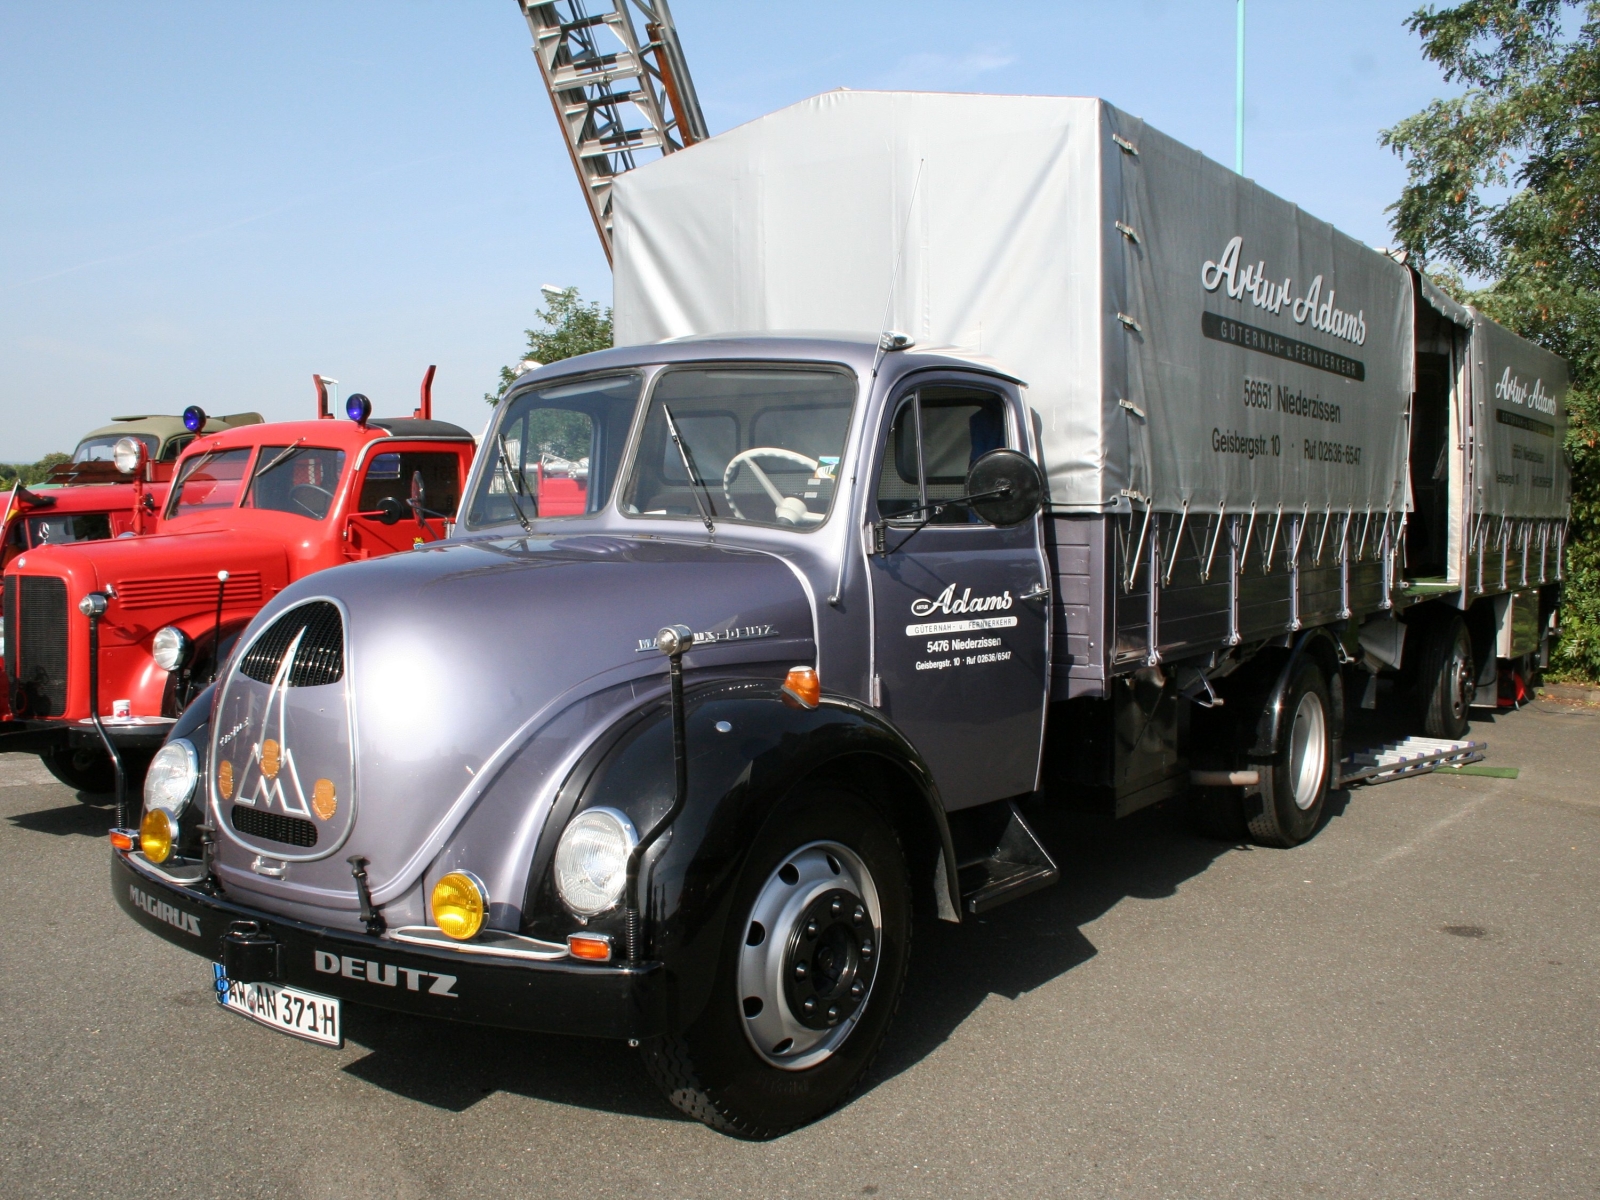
top-left (109, 91), bottom-right (1569, 1138)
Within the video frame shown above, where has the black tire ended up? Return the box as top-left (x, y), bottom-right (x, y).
top-left (1416, 613), bottom-right (1473, 739)
top-left (640, 786), bottom-right (911, 1138)
top-left (1244, 658), bottom-right (1332, 848)
top-left (40, 745), bottom-right (115, 799)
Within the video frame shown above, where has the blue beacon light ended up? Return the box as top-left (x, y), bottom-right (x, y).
top-left (182, 406), bottom-right (207, 433)
top-left (345, 394), bottom-right (372, 427)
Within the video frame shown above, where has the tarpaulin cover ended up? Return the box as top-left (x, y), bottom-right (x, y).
top-left (612, 90), bottom-right (1415, 516)
top-left (1470, 311), bottom-right (1570, 518)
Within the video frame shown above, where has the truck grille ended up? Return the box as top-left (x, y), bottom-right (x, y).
top-left (230, 805), bottom-right (318, 848)
top-left (5, 576), bottom-right (69, 717)
top-left (116, 570), bottom-right (263, 612)
top-left (238, 601), bottom-right (344, 688)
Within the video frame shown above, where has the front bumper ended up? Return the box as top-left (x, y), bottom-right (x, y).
top-left (111, 850), bottom-right (666, 1041)
top-left (0, 716), bottom-right (175, 755)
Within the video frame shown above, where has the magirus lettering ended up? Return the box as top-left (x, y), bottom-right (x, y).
top-left (313, 950), bottom-right (458, 998)
top-left (1201, 235), bottom-right (1367, 346)
top-left (910, 584), bottom-right (1014, 617)
top-left (129, 885), bottom-right (202, 937)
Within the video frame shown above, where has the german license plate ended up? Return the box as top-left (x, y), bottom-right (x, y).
top-left (213, 964), bottom-right (342, 1047)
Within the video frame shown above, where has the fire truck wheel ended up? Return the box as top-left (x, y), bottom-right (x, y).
top-left (1416, 612), bottom-right (1473, 739)
top-left (40, 746), bottom-right (115, 799)
top-left (639, 785), bottom-right (910, 1139)
top-left (1244, 659), bottom-right (1331, 848)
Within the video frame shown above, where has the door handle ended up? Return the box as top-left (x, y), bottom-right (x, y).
top-left (1019, 582), bottom-right (1050, 603)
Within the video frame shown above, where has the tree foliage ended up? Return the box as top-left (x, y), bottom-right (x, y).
top-left (1382, 1), bottom-right (1600, 677)
top-left (0, 453), bottom-right (69, 488)
top-left (486, 287), bottom-right (613, 405)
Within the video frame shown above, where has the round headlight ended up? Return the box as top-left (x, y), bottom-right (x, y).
top-left (140, 808), bottom-right (174, 864)
top-left (151, 626), bottom-right (192, 672)
top-left (144, 738), bottom-right (198, 817)
top-left (431, 871), bottom-right (488, 941)
top-left (553, 807), bottom-right (637, 917)
top-left (112, 437), bottom-right (144, 475)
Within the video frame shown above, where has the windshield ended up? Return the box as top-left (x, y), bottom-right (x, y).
top-left (620, 367), bottom-right (855, 530)
top-left (245, 445), bottom-right (347, 519)
top-left (465, 374), bottom-right (640, 530)
top-left (27, 513), bottom-right (113, 547)
top-left (165, 448), bottom-right (253, 517)
top-left (73, 433), bottom-right (158, 462)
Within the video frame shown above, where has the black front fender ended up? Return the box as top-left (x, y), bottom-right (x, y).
top-left (522, 678), bottom-right (959, 1034)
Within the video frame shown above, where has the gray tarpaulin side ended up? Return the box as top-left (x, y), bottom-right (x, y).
top-left (1103, 104), bottom-right (1413, 517)
top-left (612, 90), bottom-right (1414, 516)
top-left (1470, 311), bottom-right (1570, 518)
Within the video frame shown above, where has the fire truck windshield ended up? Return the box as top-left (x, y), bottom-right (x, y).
top-left (245, 446), bottom-right (347, 520)
top-left (74, 433), bottom-right (158, 462)
top-left (165, 447), bottom-right (253, 517)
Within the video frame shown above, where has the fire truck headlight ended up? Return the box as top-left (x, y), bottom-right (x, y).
top-left (112, 437), bottom-right (144, 475)
top-left (140, 808), bottom-right (175, 864)
top-left (151, 626), bottom-right (192, 671)
top-left (144, 738), bottom-right (198, 819)
top-left (554, 808), bottom-right (637, 917)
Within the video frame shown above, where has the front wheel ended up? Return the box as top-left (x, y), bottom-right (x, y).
top-left (40, 745), bottom-right (115, 799)
top-left (640, 786), bottom-right (910, 1138)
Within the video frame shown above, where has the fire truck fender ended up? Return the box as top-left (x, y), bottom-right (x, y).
top-left (521, 677), bottom-right (959, 1034)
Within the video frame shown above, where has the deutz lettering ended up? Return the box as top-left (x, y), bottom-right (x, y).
top-left (314, 950), bottom-right (459, 998)
top-left (129, 885), bottom-right (202, 937)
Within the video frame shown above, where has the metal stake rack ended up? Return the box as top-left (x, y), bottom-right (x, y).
top-left (516, 0), bottom-right (708, 263)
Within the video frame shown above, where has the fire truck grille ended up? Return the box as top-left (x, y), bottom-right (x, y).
top-left (238, 602), bottom-right (344, 688)
top-left (230, 805), bottom-right (319, 848)
top-left (6, 577), bottom-right (69, 718)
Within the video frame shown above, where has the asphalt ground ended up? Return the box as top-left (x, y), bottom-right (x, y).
top-left (2, 693), bottom-right (1597, 1199)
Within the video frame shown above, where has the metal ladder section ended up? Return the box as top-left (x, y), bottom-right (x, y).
top-left (516, 0), bottom-right (708, 262)
top-left (1339, 736), bottom-right (1487, 786)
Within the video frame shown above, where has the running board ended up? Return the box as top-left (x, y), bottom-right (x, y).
top-left (954, 801), bottom-right (1059, 914)
top-left (1339, 736), bottom-right (1487, 787)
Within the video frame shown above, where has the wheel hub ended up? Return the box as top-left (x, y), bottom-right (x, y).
top-left (736, 842), bottom-right (881, 1070)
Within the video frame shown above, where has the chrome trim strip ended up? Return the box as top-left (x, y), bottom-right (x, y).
top-left (128, 853), bottom-right (208, 887)
top-left (388, 926), bottom-right (570, 961)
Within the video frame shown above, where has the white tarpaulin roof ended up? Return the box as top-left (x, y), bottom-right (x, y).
top-left (613, 89), bottom-right (1415, 517)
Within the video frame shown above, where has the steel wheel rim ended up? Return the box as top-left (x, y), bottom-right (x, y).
top-left (737, 840), bottom-right (881, 1071)
top-left (1288, 690), bottom-right (1327, 811)
top-left (1450, 637), bottom-right (1473, 720)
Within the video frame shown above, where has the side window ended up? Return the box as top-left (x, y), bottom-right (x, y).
top-left (160, 434), bottom-right (194, 463)
top-left (246, 446), bottom-right (348, 520)
top-left (875, 387), bottom-right (1010, 525)
top-left (358, 451), bottom-right (463, 519)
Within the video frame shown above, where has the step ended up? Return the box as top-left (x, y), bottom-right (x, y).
top-left (953, 800), bottom-right (1059, 915)
top-left (1339, 735), bottom-right (1488, 787)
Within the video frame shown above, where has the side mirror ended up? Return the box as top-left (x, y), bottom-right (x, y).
top-left (965, 449), bottom-right (1044, 527)
top-left (408, 469), bottom-right (426, 523)
top-left (375, 496), bottom-right (407, 526)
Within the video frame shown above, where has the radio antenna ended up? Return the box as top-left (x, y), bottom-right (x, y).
top-left (871, 158), bottom-right (925, 379)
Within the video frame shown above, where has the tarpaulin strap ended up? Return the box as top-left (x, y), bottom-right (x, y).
top-left (1355, 509), bottom-right (1373, 562)
top-left (1556, 520), bottom-right (1566, 580)
top-left (1112, 133), bottom-right (1139, 156)
top-left (1540, 522), bottom-right (1551, 582)
top-left (1114, 220), bottom-right (1141, 245)
top-left (1314, 508), bottom-right (1332, 566)
top-left (1116, 312), bottom-right (1143, 333)
top-left (1118, 397), bottom-right (1145, 419)
top-left (1263, 506), bottom-right (1283, 575)
top-left (1237, 504), bottom-right (1258, 575)
top-left (1161, 500), bottom-right (1190, 586)
top-left (1290, 509), bottom-right (1310, 565)
top-left (1200, 503), bottom-right (1225, 583)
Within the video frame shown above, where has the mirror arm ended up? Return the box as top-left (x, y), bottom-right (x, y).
top-left (871, 485), bottom-right (1015, 555)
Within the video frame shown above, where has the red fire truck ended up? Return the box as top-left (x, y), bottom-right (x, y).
top-left (0, 372), bottom-right (475, 807)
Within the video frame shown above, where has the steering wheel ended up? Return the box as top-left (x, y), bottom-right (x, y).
top-left (290, 484), bottom-right (335, 518)
top-left (721, 448), bottom-right (823, 526)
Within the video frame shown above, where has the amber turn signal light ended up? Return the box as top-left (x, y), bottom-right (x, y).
top-left (781, 665), bottom-right (820, 709)
top-left (567, 933), bottom-right (613, 962)
top-left (109, 830), bottom-right (135, 852)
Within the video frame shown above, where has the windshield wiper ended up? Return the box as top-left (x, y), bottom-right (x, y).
top-left (662, 403), bottom-right (716, 536)
top-left (495, 431), bottom-right (535, 535)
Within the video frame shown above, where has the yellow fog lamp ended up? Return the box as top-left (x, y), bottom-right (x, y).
top-left (140, 808), bottom-right (175, 864)
top-left (431, 871), bottom-right (488, 941)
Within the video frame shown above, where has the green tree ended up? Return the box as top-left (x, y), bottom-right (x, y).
top-left (485, 286), bottom-right (613, 405)
top-left (1382, 0), bottom-right (1600, 677)
top-left (0, 453), bottom-right (70, 488)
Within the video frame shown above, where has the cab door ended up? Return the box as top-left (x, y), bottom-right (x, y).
top-left (865, 381), bottom-right (1050, 810)
top-left (346, 446), bottom-right (466, 559)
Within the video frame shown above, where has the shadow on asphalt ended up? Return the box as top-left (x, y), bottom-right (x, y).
top-left (8, 799), bottom-right (113, 838)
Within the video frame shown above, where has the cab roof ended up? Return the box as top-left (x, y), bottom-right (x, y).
top-left (78, 412), bottom-right (263, 444)
top-left (177, 414), bottom-right (475, 457)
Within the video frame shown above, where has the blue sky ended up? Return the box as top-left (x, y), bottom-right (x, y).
top-left (1, 1), bottom-right (1454, 461)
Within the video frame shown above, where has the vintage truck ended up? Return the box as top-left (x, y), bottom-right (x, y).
top-left (111, 92), bottom-right (1569, 1138)
top-left (4, 374), bottom-right (473, 802)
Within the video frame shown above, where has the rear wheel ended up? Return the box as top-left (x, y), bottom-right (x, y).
top-left (1416, 613), bottom-right (1473, 739)
top-left (1244, 659), bottom-right (1331, 848)
top-left (640, 786), bottom-right (910, 1138)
